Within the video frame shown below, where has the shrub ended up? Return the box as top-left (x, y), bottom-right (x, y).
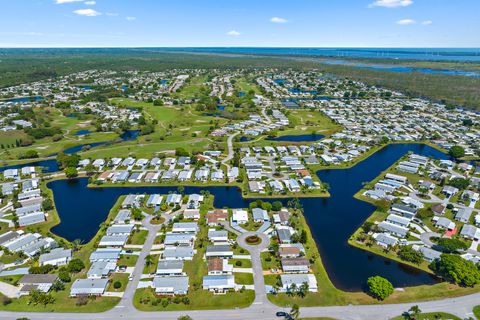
top-left (367, 276), bottom-right (394, 300)
top-left (113, 281), bottom-right (122, 289)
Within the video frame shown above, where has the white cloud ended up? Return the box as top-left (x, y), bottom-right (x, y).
top-left (73, 8), bottom-right (101, 16)
top-left (55, 0), bottom-right (83, 4)
top-left (84, 1), bottom-right (96, 5)
top-left (422, 20), bottom-right (433, 25)
top-left (396, 19), bottom-right (416, 25)
top-left (126, 16), bottom-right (136, 21)
top-left (270, 17), bottom-right (288, 23)
top-left (226, 30), bottom-right (241, 36)
top-left (106, 12), bottom-right (119, 16)
top-left (369, 0), bottom-right (413, 8)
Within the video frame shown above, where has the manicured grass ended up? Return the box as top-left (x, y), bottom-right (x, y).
top-left (0, 274), bottom-right (23, 285)
top-left (134, 287), bottom-right (255, 311)
top-left (473, 305), bottom-right (480, 319)
top-left (143, 254), bottom-right (160, 274)
top-left (107, 273), bottom-right (129, 292)
top-left (128, 229), bottom-right (149, 245)
top-left (390, 312), bottom-right (461, 320)
top-left (229, 259), bottom-right (252, 268)
top-left (234, 272), bottom-right (254, 285)
top-left (0, 251), bottom-right (26, 264)
top-left (261, 251), bottom-right (281, 271)
top-left (117, 254), bottom-right (139, 267)
top-left (0, 290), bottom-right (120, 312)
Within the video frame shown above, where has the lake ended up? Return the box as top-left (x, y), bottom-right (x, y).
top-left (75, 130), bottom-right (91, 136)
top-left (47, 143), bottom-right (448, 290)
top-left (266, 133), bottom-right (325, 142)
top-left (1, 96), bottom-right (44, 103)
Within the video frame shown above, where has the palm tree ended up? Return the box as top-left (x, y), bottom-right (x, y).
top-left (72, 239), bottom-right (82, 252)
top-left (290, 304), bottom-right (300, 320)
top-left (408, 305), bottom-right (421, 319)
top-left (145, 254), bottom-right (154, 266)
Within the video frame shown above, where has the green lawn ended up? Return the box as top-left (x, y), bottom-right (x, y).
top-left (390, 312), bottom-right (461, 320)
top-left (128, 229), bottom-right (149, 245)
top-left (117, 254), bottom-right (139, 267)
top-left (234, 272), bottom-right (254, 285)
top-left (0, 251), bottom-right (26, 264)
top-left (229, 258), bottom-right (252, 268)
top-left (107, 273), bottom-right (129, 292)
top-left (473, 305), bottom-right (480, 319)
top-left (143, 254), bottom-right (160, 274)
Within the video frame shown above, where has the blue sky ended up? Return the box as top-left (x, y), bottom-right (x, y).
top-left (0, 0), bottom-right (478, 47)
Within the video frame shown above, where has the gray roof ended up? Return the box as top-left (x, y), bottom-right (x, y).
top-left (156, 260), bottom-right (184, 272)
top-left (87, 261), bottom-right (117, 278)
top-left (71, 278), bottom-right (108, 295)
top-left (39, 248), bottom-right (72, 264)
top-left (19, 274), bottom-right (58, 285)
top-left (153, 276), bottom-right (189, 294)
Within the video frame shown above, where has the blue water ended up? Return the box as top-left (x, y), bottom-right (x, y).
top-left (75, 130), bottom-right (91, 136)
top-left (121, 85), bottom-right (129, 91)
top-left (77, 85), bottom-right (93, 90)
top-left (266, 133), bottom-right (325, 142)
top-left (238, 91), bottom-right (246, 97)
top-left (0, 159), bottom-right (59, 174)
top-left (159, 79), bottom-right (168, 85)
top-left (217, 105), bottom-right (225, 111)
top-left (239, 136), bottom-right (254, 142)
top-left (63, 130), bottom-right (140, 154)
top-left (1, 96), bottom-right (44, 103)
top-left (119, 129), bottom-right (139, 141)
top-left (324, 60), bottom-right (480, 78)
top-left (160, 47), bottom-right (480, 62)
top-left (47, 143), bottom-right (449, 290)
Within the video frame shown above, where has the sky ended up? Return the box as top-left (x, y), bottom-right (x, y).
top-left (0, 0), bottom-right (478, 48)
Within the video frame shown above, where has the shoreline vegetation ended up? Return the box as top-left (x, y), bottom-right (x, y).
top-left (0, 50), bottom-right (479, 110)
top-left (6, 140), bottom-right (475, 313)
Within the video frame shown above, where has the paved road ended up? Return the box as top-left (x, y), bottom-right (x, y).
top-left (221, 131), bottom-right (240, 172)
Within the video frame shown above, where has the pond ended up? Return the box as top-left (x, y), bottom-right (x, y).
top-left (266, 133), bottom-right (325, 142)
top-left (75, 130), bottom-right (91, 136)
top-left (47, 143), bottom-right (448, 290)
top-left (1, 96), bottom-right (44, 103)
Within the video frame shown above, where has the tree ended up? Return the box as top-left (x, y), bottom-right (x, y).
top-left (436, 238), bottom-right (468, 253)
top-left (271, 201), bottom-right (283, 211)
top-left (290, 304), bottom-right (300, 319)
top-left (42, 198), bottom-right (53, 211)
top-left (367, 276), bottom-right (394, 300)
top-left (84, 163), bottom-right (96, 175)
top-left (397, 246), bottom-right (424, 265)
top-left (430, 254), bottom-right (480, 287)
top-left (408, 305), bottom-right (421, 319)
top-left (448, 177), bottom-right (470, 190)
top-left (51, 280), bottom-right (65, 292)
top-left (58, 270), bottom-right (71, 283)
top-left (145, 254), bottom-right (154, 266)
top-left (67, 258), bottom-right (85, 273)
top-left (113, 281), bottom-right (122, 289)
top-left (177, 316), bottom-right (192, 320)
top-left (449, 145), bottom-right (465, 159)
top-left (64, 166), bottom-right (78, 179)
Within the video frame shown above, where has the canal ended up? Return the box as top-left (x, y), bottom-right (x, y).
top-left (47, 143), bottom-right (450, 290)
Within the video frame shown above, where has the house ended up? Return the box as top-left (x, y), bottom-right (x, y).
top-left (459, 224), bottom-right (480, 240)
top-left (39, 248), bottom-right (72, 266)
top-left (70, 278), bottom-right (109, 297)
top-left (248, 181), bottom-right (265, 193)
top-left (433, 216), bottom-right (456, 231)
top-left (455, 208), bottom-right (473, 223)
top-left (227, 167), bottom-right (239, 182)
top-left (386, 214), bottom-right (410, 228)
top-left (164, 233), bottom-right (195, 246)
top-left (18, 211), bottom-right (45, 227)
top-left (373, 233), bottom-right (399, 248)
top-left (391, 204), bottom-right (416, 219)
top-left (280, 274), bottom-right (317, 292)
top-left (208, 230), bottom-right (229, 244)
top-left (205, 245), bottom-right (233, 259)
top-left (156, 260), bottom-right (184, 276)
top-left (166, 193), bottom-right (182, 205)
top-left (202, 275), bottom-right (235, 292)
top-left (232, 209), bottom-right (249, 224)
top-left (208, 258), bottom-right (233, 275)
top-left (163, 246), bottom-right (194, 261)
top-left (206, 209), bottom-right (228, 226)
top-left (412, 245), bottom-right (441, 262)
top-left (187, 194), bottom-right (204, 209)
top-left (146, 194), bottom-right (163, 207)
top-left (99, 234), bottom-right (129, 247)
top-left (153, 276), bottom-right (189, 295)
top-left (277, 228), bottom-right (293, 243)
top-left (431, 204), bottom-right (446, 215)
top-left (114, 209), bottom-right (131, 224)
top-left (252, 208), bottom-right (269, 222)
top-left (87, 261), bottom-right (117, 279)
top-left (378, 221), bottom-right (409, 238)
top-left (172, 222), bottom-right (199, 234)
top-left (18, 274), bottom-right (58, 296)
top-left (442, 185), bottom-right (459, 198)
top-left (281, 258), bottom-right (310, 273)
top-left (90, 248), bottom-right (121, 262)
top-left (183, 209), bottom-right (200, 220)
